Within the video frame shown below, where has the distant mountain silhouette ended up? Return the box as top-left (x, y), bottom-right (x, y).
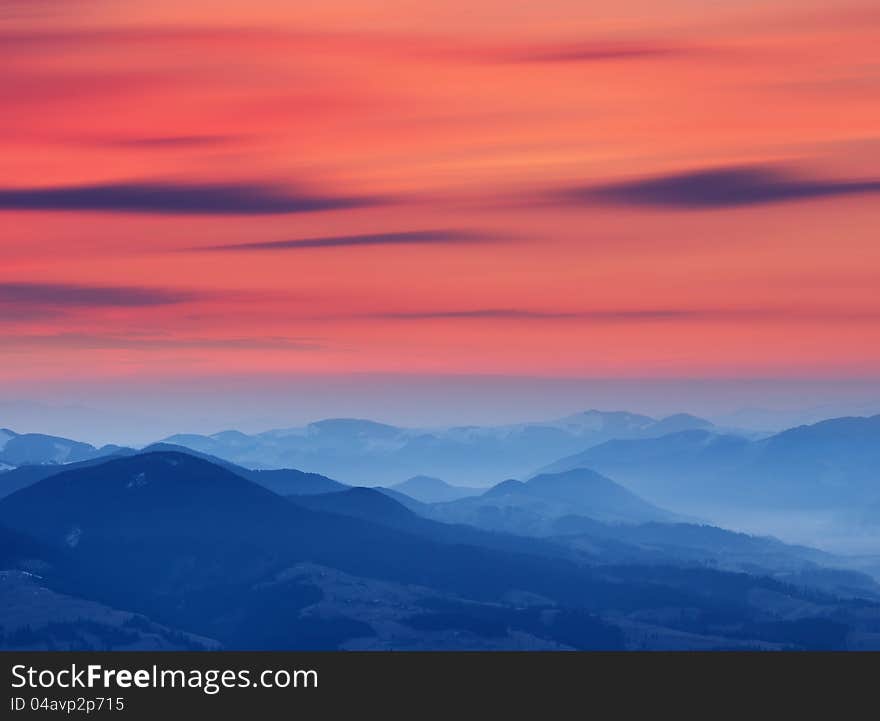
top-left (0, 451), bottom-right (139, 499)
top-left (541, 428), bottom-right (744, 475)
top-left (373, 486), bottom-right (430, 513)
top-left (293, 487), bottom-right (418, 526)
top-left (522, 470), bottom-right (679, 522)
top-left (290, 487), bottom-right (591, 563)
top-left (142, 442), bottom-right (348, 495)
top-left (545, 517), bottom-right (880, 598)
top-left (646, 413), bottom-right (715, 435)
top-left (0, 429), bottom-right (120, 467)
top-left (390, 475), bottom-right (482, 503)
top-left (290, 486), bottom-right (874, 597)
top-left (246, 468), bottom-right (347, 495)
top-left (1, 450), bottom-right (876, 650)
top-left (539, 415), bottom-right (880, 513)
top-left (425, 468), bottom-right (680, 535)
top-left (156, 410), bottom-right (719, 483)
top-left (0, 451), bottom-right (630, 648)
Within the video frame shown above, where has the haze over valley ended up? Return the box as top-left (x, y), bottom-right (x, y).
top-left (3, 406), bottom-right (880, 651)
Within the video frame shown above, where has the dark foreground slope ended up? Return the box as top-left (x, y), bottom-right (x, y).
top-left (0, 442), bottom-right (346, 500)
top-left (1, 452), bottom-right (878, 650)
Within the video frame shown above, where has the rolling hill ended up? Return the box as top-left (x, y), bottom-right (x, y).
top-left (390, 475), bottom-right (482, 503)
top-left (2, 449), bottom-right (878, 650)
top-left (0, 442), bottom-right (346, 500)
top-left (157, 409), bottom-right (720, 484)
top-left (0, 428), bottom-right (121, 467)
top-left (539, 415), bottom-right (880, 514)
top-left (424, 468), bottom-right (681, 535)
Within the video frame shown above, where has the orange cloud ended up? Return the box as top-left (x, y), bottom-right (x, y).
top-left (1, 1), bottom-right (879, 385)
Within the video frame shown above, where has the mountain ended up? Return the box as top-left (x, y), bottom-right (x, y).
top-left (0, 521), bottom-right (217, 651)
top-left (0, 450), bottom-right (141, 499)
top-left (424, 468), bottom-right (680, 536)
top-left (390, 476), bottom-right (482, 503)
top-left (1, 451), bottom-right (878, 650)
top-left (142, 442), bottom-right (348, 495)
top-left (0, 429), bottom-right (120, 467)
top-left (302, 482), bottom-right (878, 587)
top-left (647, 413), bottom-right (714, 435)
top-left (539, 429), bottom-right (749, 500)
top-left (293, 488), bottom-right (875, 599)
top-left (0, 571), bottom-right (219, 651)
top-left (293, 487), bottom-right (418, 527)
top-left (290, 487), bottom-right (596, 564)
top-left (0, 442), bottom-right (347, 501)
top-left (157, 410), bottom-right (718, 484)
top-left (374, 486), bottom-right (431, 513)
top-left (0, 451), bottom-right (625, 648)
top-left (245, 468), bottom-right (347, 495)
top-left (538, 415), bottom-right (880, 515)
top-left (547, 518), bottom-right (880, 599)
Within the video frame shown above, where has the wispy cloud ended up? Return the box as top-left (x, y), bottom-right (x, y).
top-left (0, 181), bottom-right (379, 215)
top-left (370, 308), bottom-right (727, 321)
top-left (104, 135), bottom-right (245, 149)
top-left (559, 165), bottom-right (880, 209)
top-left (495, 41), bottom-right (688, 64)
top-left (0, 25), bottom-right (690, 64)
top-left (371, 309), bottom-right (605, 320)
top-left (193, 229), bottom-right (495, 252)
top-left (1, 332), bottom-right (323, 351)
top-left (0, 282), bottom-right (195, 308)
top-left (359, 307), bottom-right (880, 322)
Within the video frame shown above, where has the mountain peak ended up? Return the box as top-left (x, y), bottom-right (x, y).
top-left (652, 413), bottom-right (714, 433)
top-left (0, 450), bottom-right (304, 556)
top-left (391, 475), bottom-right (482, 503)
top-left (482, 479), bottom-right (527, 497)
top-left (210, 430), bottom-right (251, 442)
top-left (401, 475), bottom-right (451, 488)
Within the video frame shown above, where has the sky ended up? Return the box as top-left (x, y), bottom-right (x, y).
top-left (1, 1), bottom-right (879, 441)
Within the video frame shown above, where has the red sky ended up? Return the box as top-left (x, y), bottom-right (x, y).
top-left (2, 0), bottom-right (879, 391)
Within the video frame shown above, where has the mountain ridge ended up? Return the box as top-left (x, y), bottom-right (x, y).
top-left (537, 414), bottom-right (880, 516)
top-left (154, 409), bottom-right (721, 483)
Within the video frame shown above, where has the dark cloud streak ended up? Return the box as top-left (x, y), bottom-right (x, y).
top-left (0, 282), bottom-right (195, 309)
top-left (501, 42), bottom-right (685, 64)
top-left (359, 307), bottom-right (880, 322)
top-left (371, 308), bottom-right (723, 321)
top-left (105, 135), bottom-right (245, 149)
top-left (194, 229), bottom-right (494, 252)
top-left (563, 166), bottom-right (880, 209)
top-left (0, 181), bottom-right (379, 215)
top-left (1, 332), bottom-right (323, 351)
